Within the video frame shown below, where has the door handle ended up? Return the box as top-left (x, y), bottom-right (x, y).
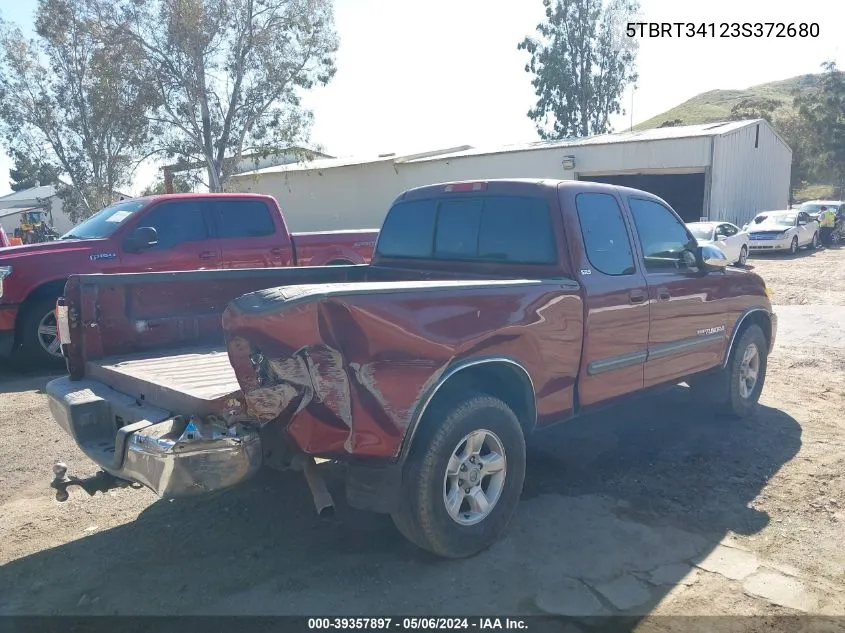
top-left (198, 250), bottom-right (216, 260)
top-left (657, 287), bottom-right (671, 302)
top-left (629, 290), bottom-right (647, 304)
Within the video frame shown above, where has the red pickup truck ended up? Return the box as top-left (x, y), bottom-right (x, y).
top-left (46, 179), bottom-right (776, 558)
top-left (0, 193), bottom-right (377, 366)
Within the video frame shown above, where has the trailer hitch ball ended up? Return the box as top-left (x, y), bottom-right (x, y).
top-left (52, 462), bottom-right (70, 502)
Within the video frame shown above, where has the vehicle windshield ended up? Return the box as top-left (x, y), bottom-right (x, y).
top-left (60, 200), bottom-right (147, 240)
top-left (757, 213), bottom-right (795, 227)
top-left (688, 225), bottom-right (714, 240)
top-left (799, 203), bottom-right (825, 214)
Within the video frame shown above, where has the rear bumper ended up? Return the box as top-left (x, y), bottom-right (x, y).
top-left (46, 376), bottom-right (262, 498)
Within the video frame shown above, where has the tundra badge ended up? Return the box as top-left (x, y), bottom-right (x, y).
top-left (697, 325), bottom-right (725, 336)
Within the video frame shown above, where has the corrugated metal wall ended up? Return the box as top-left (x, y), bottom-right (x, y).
top-left (709, 122), bottom-right (791, 226)
top-left (228, 138), bottom-right (712, 232)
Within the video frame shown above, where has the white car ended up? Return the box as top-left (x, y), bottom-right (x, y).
top-left (745, 210), bottom-right (820, 254)
top-left (687, 221), bottom-right (750, 266)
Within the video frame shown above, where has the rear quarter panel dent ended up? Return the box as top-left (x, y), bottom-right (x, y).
top-left (224, 283), bottom-right (584, 459)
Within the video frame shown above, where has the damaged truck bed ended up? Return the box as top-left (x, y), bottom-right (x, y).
top-left (46, 179), bottom-right (777, 558)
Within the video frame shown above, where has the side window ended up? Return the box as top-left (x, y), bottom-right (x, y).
top-left (722, 224), bottom-right (738, 237)
top-left (137, 201), bottom-right (208, 250)
top-left (434, 200), bottom-right (482, 258)
top-left (575, 193), bottom-right (635, 275)
top-left (376, 200), bottom-right (436, 258)
top-left (628, 198), bottom-right (697, 272)
top-left (216, 200), bottom-right (275, 238)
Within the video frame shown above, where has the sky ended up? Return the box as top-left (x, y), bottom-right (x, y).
top-left (0, 0), bottom-right (843, 198)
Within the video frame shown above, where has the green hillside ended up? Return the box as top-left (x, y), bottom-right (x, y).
top-left (634, 74), bottom-right (821, 130)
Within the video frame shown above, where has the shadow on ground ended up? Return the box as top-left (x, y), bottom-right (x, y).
top-left (0, 368), bottom-right (62, 395)
top-left (0, 386), bottom-right (801, 619)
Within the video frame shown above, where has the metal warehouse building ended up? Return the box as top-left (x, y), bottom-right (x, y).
top-left (228, 119), bottom-right (791, 232)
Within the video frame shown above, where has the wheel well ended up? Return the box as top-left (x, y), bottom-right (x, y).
top-left (15, 279), bottom-right (67, 332)
top-left (407, 361), bottom-right (537, 456)
top-left (728, 310), bottom-right (772, 363)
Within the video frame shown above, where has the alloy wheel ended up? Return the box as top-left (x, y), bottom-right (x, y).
top-left (37, 310), bottom-right (62, 358)
top-left (442, 429), bottom-right (507, 526)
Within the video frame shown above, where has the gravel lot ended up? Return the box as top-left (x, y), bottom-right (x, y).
top-left (0, 247), bottom-right (843, 628)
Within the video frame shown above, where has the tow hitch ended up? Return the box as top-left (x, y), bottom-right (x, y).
top-left (50, 462), bottom-right (142, 502)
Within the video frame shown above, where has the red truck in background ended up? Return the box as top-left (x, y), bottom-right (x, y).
top-left (0, 193), bottom-right (377, 367)
top-left (46, 179), bottom-right (777, 559)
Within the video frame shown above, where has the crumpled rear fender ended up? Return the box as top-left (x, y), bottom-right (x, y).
top-left (222, 280), bottom-right (583, 459)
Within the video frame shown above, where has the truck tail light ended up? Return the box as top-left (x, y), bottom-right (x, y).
top-left (444, 182), bottom-right (487, 193)
top-left (56, 298), bottom-right (71, 346)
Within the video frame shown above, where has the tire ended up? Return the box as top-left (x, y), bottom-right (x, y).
top-left (832, 231), bottom-right (841, 246)
top-left (811, 232), bottom-right (820, 249)
top-left (737, 245), bottom-right (748, 266)
top-left (17, 295), bottom-right (65, 369)
top-left (688, 324), bottom-right (768, 418)
top-left (789, 237), bottom-right (798, 255)
top-left (391, 391), bottom-right (526, 559)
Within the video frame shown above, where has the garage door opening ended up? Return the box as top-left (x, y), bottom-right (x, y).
top-left (578, 172), bottom-right (706, 222)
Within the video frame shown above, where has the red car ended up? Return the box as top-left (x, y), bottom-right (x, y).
top-left (47, 179), bottom-right (776, 558)
top-left (0, 193), bottom-right (377, 366)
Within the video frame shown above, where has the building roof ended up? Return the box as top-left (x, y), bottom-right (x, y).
top-left (0, 184), bottom-right (58, 206)
top-left (232, 120), bottom-right (767, 178)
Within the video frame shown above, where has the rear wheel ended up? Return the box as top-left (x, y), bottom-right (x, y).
top-left (391, 392), bottom-right (526, 558)
top-left (688, 324), bottom-right (768, 418)
top-left (737, 245), bottom-right (748, 266)
top-left (18, 295), bottom-right (65, 369)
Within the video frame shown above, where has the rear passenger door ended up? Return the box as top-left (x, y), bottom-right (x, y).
top-left (118, 199), bottom-right (218, 272)
top-left (570, 191), bottom-right (650, 407)
top-left (626, 197), bottom-right (730, 388)
top-left (795, 211), bottom-right (814, 245)
top-left (213, 199), bottom-right (287, 268)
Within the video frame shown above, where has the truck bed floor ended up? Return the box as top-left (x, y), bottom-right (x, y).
top-left (85, 346), bottom-right (240, 415)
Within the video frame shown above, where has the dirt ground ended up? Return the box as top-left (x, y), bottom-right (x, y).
top-left (0, 246), bottom-right (843, 629)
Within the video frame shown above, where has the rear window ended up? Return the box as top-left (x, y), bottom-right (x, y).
top-left (376, 196), bottom-right (557, 264)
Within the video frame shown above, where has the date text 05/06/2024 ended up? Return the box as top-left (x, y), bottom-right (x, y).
top-left (626, 22), bottom-right (820, 38)
top-left (307, 618), bottom-right (528, 631)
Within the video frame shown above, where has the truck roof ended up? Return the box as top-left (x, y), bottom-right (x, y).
top-left (397, 178), bottom-right (663, 202)
top-left (128, 192), bottom-right (279, 204)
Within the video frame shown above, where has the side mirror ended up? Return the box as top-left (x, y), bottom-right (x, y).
top-left (124, 226), bottom-right (158, 252)
top-left (695, 244), bottom-right (729, 271)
